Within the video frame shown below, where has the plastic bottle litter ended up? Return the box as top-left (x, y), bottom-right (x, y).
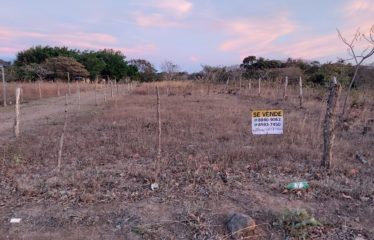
top-left (286, 181), bottom-right (309, 190)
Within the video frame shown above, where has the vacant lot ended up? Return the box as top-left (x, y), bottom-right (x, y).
top-left (0, 81), bottom-right (373, 239)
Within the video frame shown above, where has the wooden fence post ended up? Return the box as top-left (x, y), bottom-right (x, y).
top-left (77, 81), bottom-right (81, 110)
top-left (299, 76), bottom-right (303, 108)
top-left (111, 81), bottom-right (114, 98)
top-left (1, 65), bottom-right (6, 107)
top-left (67, 72), bottom-right (71, 95)
top-left (258, 78), bottom-right (261, 97)
top-left (321, 77), bottom-right (341, 169)
top-left (20, 83), bottom-right (24, 103)
top-left (283, 76), bottom-right (288, 100)
top-left (115, 79), bottom-right (119, 94)
top-left (104, 82), bottom-right (107, 102)
top-left (239, 76), bottom-right (242, 94)
top-left (38, 81), bottom-right (42, 99)
top-left (155, 86), bottom-right (162, 181)
top-left (57, 82), bottom-right (60, 97)
top-left (246, 79), bottom-right (251, 96)
top-left (14, 88), bottom-right (20, 137)
top-left (57, 94), bottom-right (68, 173)
top-left (95, 79), bottom-right (98, 106)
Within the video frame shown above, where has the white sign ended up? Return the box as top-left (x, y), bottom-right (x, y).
top-left (252, 110), bottom-right (283, 135)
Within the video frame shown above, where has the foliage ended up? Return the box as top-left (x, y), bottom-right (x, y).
top-left (76, 51), bottom-right (106, 79)
top-left (201, 65), bottom-right (228, 82)
top-left (161, 60), bottom-right (179, 81)
top-left (13, 46), bottom-right (139, 81)
top-left (44, 56), bottom-right (89, 79)
top-left (278, 208), bottom-right (322, 239)
top-left (95, 49), bottom-right (130, 80)
top-left (240, 55), bottom-right (355, 86)
top-left (15, 46), bottom-right (78, 66)
top-left (128, 59), bottom-right (157, 82)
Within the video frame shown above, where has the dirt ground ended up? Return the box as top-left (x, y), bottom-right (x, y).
top-left (0, 82), bottom-right (373, 239)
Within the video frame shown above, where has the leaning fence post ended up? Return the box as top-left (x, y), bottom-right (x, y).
top-left (299, 76), bottom-right (303, 108)
top-left (1, 65), bottom-right (6, 107)
top-left (57, 94), bottom-right (69, 173)
top-left (14, 88), bottom-right (21, 137)
top-left (321, 77), bottom-right (341, 169)
top-left (283, 76), bottom-right (288, 100)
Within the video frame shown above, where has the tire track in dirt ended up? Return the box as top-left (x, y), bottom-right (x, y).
top-left (0, 89), bottom-right (120, 143)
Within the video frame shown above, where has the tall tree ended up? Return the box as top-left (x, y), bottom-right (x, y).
top-left (76, 51), bottom-right (106, 79)
top-left (337, 25), bottom-right (374, 117)
top-left (96, 49), bottom-right (129, 80)
top-left (128, 59), bottom-right (157, 82)
top-left (161, 60), bottom-right (179, 81)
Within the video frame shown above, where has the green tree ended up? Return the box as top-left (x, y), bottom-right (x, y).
top-left (96, 49), bottom-right (129, 80)
top-left (76, 51), bottom-right (106, 79)
top-left (15, 46), bottom-right (78, 66)
top-left (128, 59), bottom-right (156, 82)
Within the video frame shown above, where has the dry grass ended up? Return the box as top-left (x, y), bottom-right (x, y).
top-left (0, 80), bottom-right (373, 239)
top-left (0, 81), bottom-right (97, 104)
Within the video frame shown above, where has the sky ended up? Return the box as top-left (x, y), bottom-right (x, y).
top-left (0, 0), bottom-right (373, 72)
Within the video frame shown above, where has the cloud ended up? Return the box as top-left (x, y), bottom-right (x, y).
top-left (134, 13), bottom-right (184, 28)
top-left (273, 34), bottom-right (344, 59)
top-left (218, 13), bottom-right (297, 54)
top-left (0, 27), bottom-right (157, 57)
top-left (118, 43), bottom-right (158, 56)
top-left (143, 0), bottom-right (192, 16)
top-left (341, 0), bottom-right (374, 33)
top-left (133, 0), bottom-right (192, 28)
top-left (0, 27), bottom-right (117, 49)
top-left (154, 0), bottom-right (192, 15)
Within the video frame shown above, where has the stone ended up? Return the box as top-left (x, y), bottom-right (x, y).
top-left (226, 213), bottom-right (256, 239)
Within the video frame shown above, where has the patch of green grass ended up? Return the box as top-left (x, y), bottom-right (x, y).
top-left (278, 208), bottom-right (322, 239)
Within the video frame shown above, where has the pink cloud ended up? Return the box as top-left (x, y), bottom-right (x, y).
top-left (118, 43), bottom-right (158, 56)
top-left (0, 27), bottom-right (157, 58)
top-left (273, 34), bottom-right (344, 59)
top-left (134, 13), bottom-right (185, 28)
top-left (340, 0), bottom-right (374, 34)
top-left (148, 0), bottom-right (192, 15)
top-left (156, 0), bottom-right (192, 15)
top-left (219, 13), bottom-right (296, 52)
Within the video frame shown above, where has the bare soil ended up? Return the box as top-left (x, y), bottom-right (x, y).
top-left (0, 82), bottom-right (373, 239)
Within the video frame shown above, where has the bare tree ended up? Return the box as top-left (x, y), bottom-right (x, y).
top-left (337, 25), bottom-right (374, 118)
top-left (161, 60), bottom-right (179, 81)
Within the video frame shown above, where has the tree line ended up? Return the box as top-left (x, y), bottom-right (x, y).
top-left (6, 46), bottom-right (157, 82)
top-left (3, 45), bottom-right (373, 87)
